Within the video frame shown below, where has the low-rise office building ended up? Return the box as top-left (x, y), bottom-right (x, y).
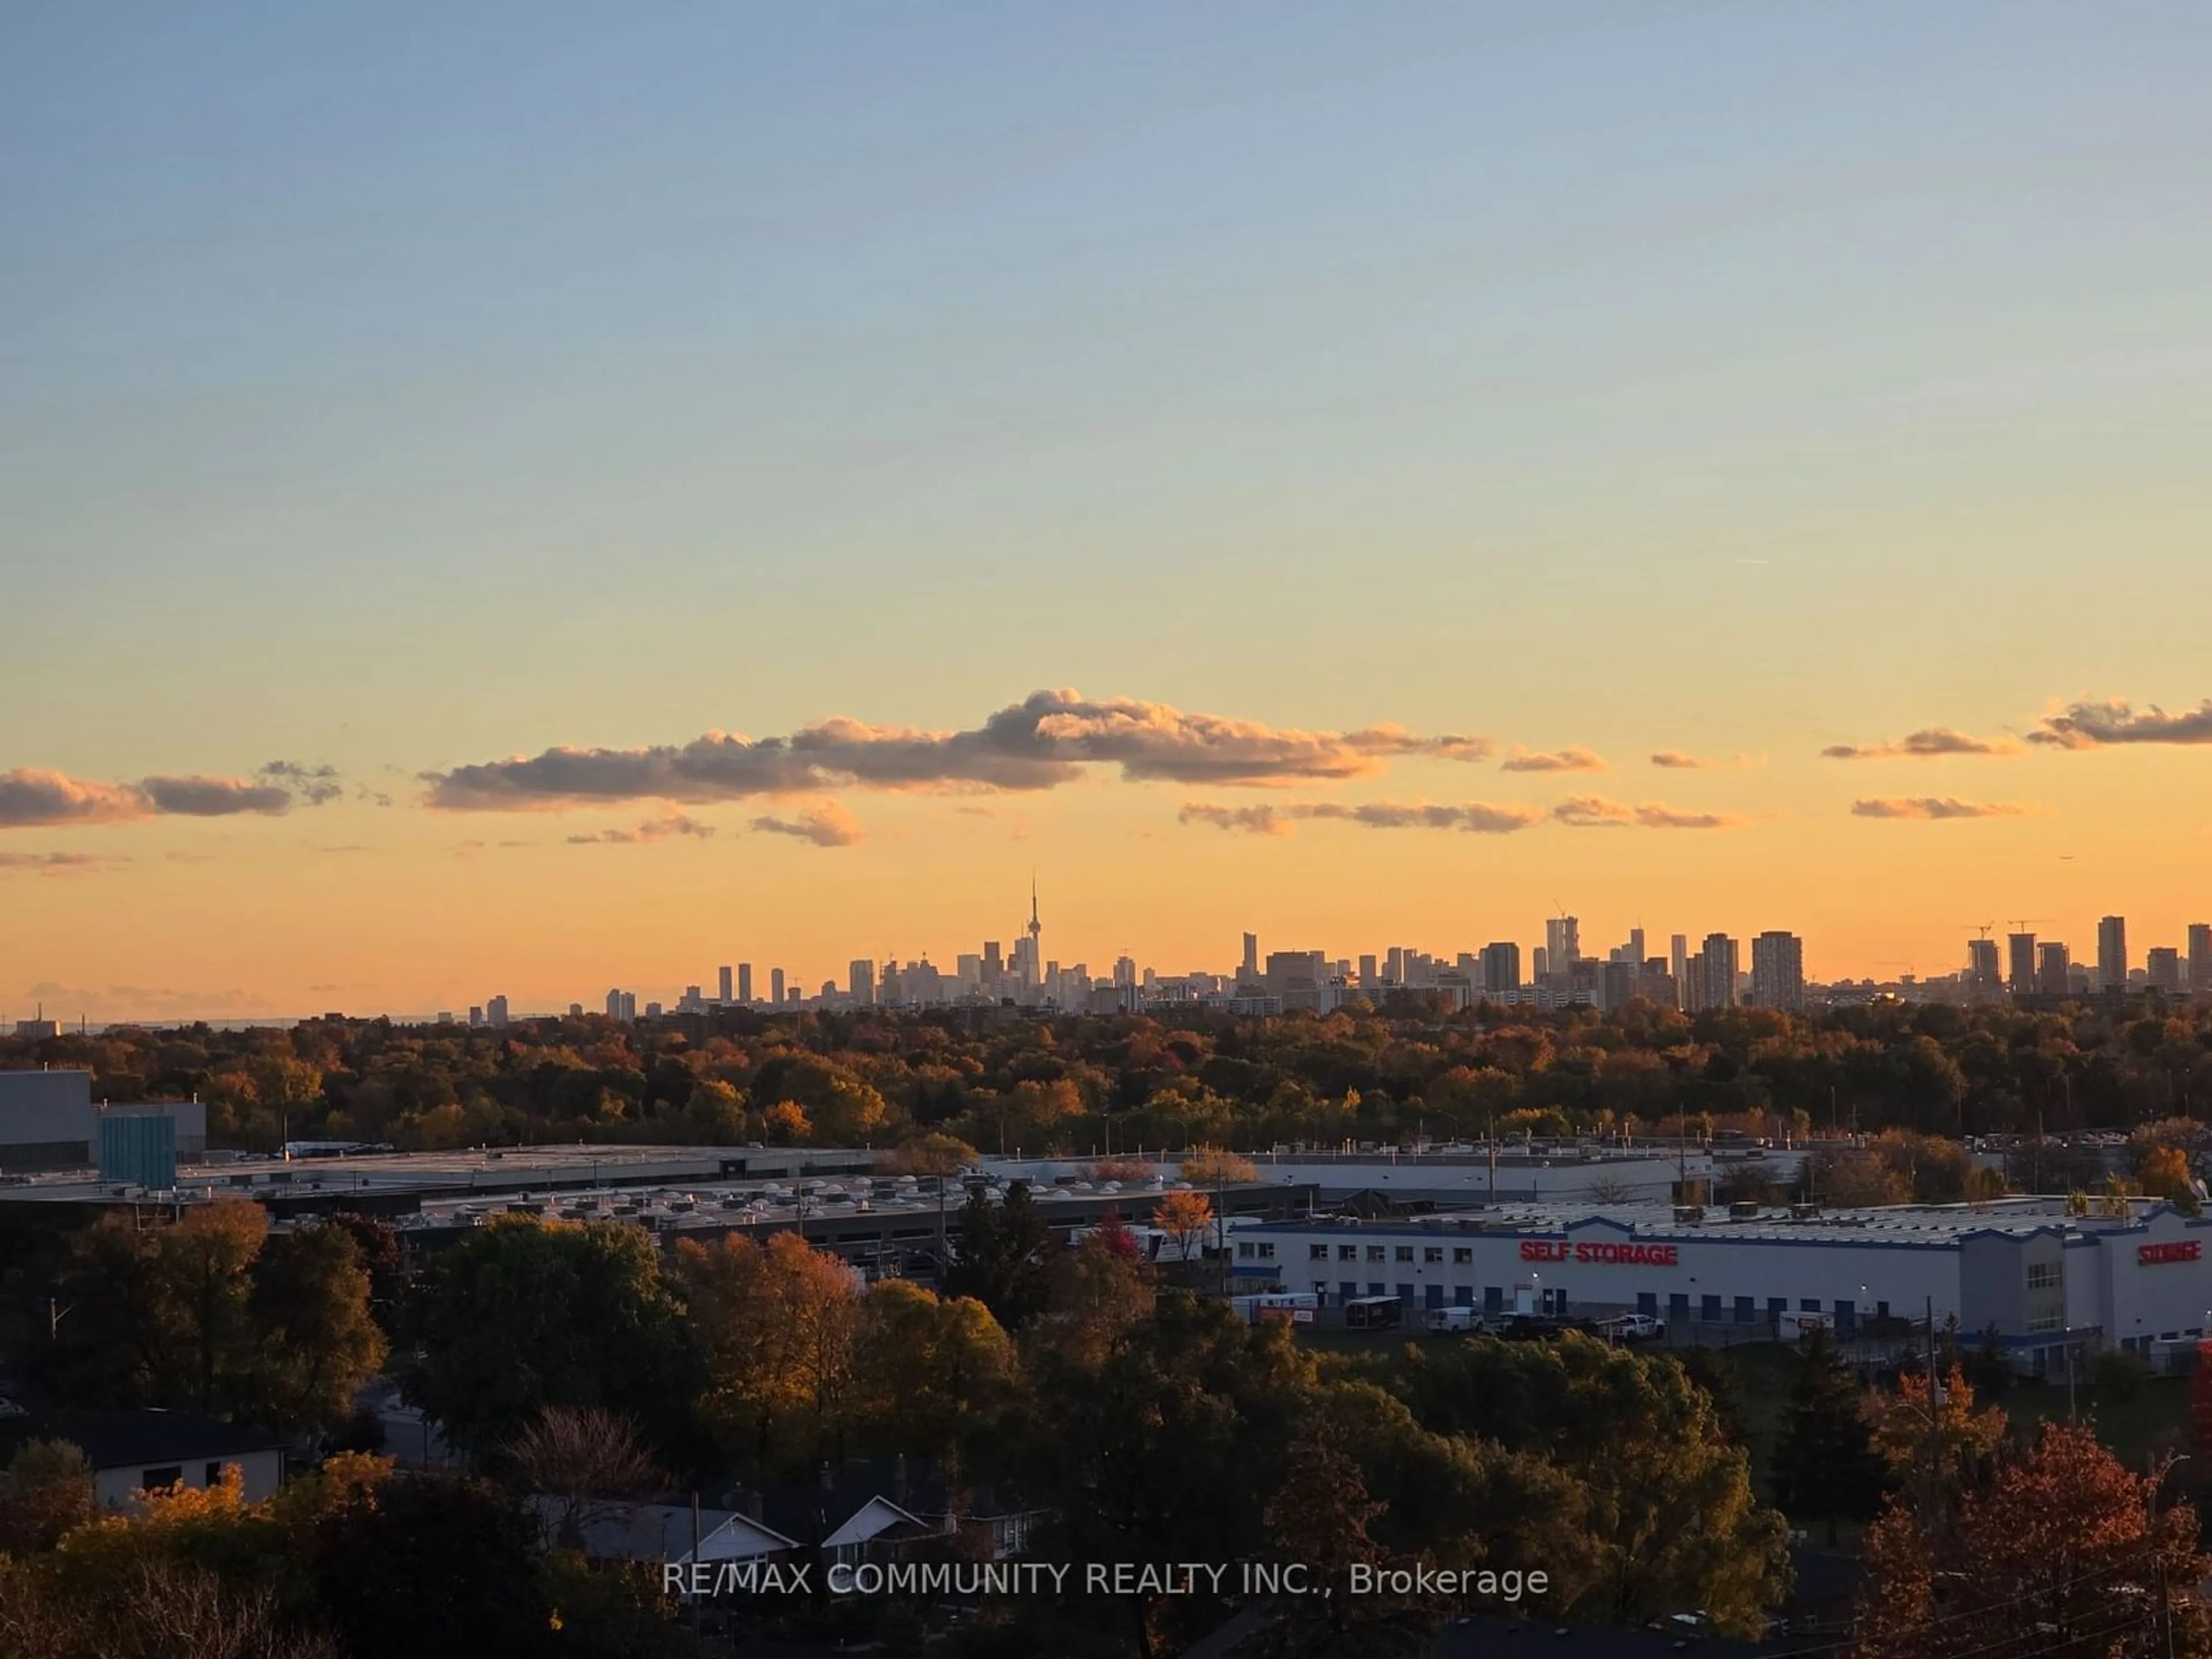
top-left (0, 1070), bottom-right (207, 1173)
top-left (1234, 1197), bottom-right (2212, 1369)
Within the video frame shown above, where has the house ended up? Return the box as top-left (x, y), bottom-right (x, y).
top-left (750, 1460), bottom-right (1047, 1569)
top-left (522, 1497), bottom-right (796, 1567)
top-left (0, 1410), bottom-right (285, 1510)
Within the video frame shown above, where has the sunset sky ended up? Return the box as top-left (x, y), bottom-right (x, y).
top-left (5, 3), bottom-right (2210, 1020)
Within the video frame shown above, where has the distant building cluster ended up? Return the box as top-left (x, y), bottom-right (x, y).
top-left (435, 893), bottom-right (2208, 1028)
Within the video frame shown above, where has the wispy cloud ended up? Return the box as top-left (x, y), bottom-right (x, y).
top-left (422, 690), bottom-right (1494, 809)
top-left (751, 801), bottom-right (864, 847)
top-left (566, 813), bottom-right (718, 846)
top-left (1851, 797), bottom-right (2033, 820)
top-left (1552, 797), bottom-right (1745, 831)
top-left (0, 851), bottom-right (129, 876)
top-left (1179, 800), bottom-right (1544, 837)
top-left (257, 761), bottom-right (343, 806)
top-left (1821, 728), bottom-right (2021, 760)
top-left (1650, 751), bottom-right (1763, 771)
top-left (1499, 746), bottom-right (1608, 775)
top-left (2028, 697), bottom-right (2212, 749)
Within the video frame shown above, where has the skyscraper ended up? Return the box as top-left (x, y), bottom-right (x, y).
top-left (1358, 953), bottom-right (1378, 987)
top-left (737, 964), bottom-right (753, 1003)
top-left (1699, 933), bottom-right (1740, 1010)
top-left (1241, 933), bottom-right (1260, 985)
top-left (849, 959), bottom-right (875, 1005)
top-left (1967, 937), bottom-right (2001, 997)
top-left (2036, 942), bottom-right (2070, 998)
top-left (2008, 932), bottom-right (2037, 995)
top-left (2191, 925), bottom-right (2212, 996)
top-left (718, 965), bottom-right (733, 1005)
top-left (605, 988), bottom-right (624, 1020)
top-left (2147, 948), bottom-right (2183, 995)
top-left (486, 995), bottom-right (510, 1028)
top-left (1669, 934), bottom-right (1688, 984)
top-left (1749, 932), bottom-right (1805, 1012)
top-left (771, 968), bottom-right (786, 1006)
top-left (1480, 942), bottom-right (1521, 997)
top-left (2097, 915), bottom-right (2127, 992)
top-left (1546, 915), bottom-right (1581, 968)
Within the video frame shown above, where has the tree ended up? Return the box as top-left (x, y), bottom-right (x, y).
top-left (314, 1475), bottom-right (556, 1659)
top-left (1181, 1148), bottom-right (1259, 1184)
top-left (941, 1183), bottom-right (1055, 1331)
top-left (846, 1279), bottom-right (1015, 1476)
top-left (155, 1202), bottom-right (271, 1416)
top-left (504, 1406), bottom-right (666, 1548)
top-left (1769, 1327), bottom-right (1887, 1544)
top-left (2139, 1145), bottom-right (2196, 1207)
top-left (674, 1230), bottom-right (859, 1477)
top-left (247, 1222), bottom-right (387, 1434)
top-left (1392, 1334), bottom-right (1789, 1635)
top-left (0, 1439), bottom-right (93, 1555)
top-left (1152, 1190), bottom-right (1214, 1270)
top-left (1259, 1418), bottom-right (1422, 1658)
top-left (878, 1132), bottom-right (977, 1175)
top-left (1039, 1230), bottom-right (1156, 1370)
top-left (406, 1218), bottom-right (707, 1461)
top-left (1858, 1424), bottom-right (2212, 1658)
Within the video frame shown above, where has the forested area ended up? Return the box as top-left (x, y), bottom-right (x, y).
top-left (6, 997), bottom-right (2211, 1157)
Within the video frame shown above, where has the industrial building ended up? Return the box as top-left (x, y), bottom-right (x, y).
top-left (1232, 1197), bottom-right (2212, 1369)
top-left (0, 1070), bottom-right (207, 1174)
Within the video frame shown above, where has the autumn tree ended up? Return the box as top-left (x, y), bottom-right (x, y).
top-left (248, 1221), bottom-right (387, 1433)
top-left (1858, 1424), bottom-right (2211, 1658)
top-left (1257, 1418), bottom-right (1431, 1659)
top-left (1181, 1147), bottom-right (1260, 1184)
top-left (846, 1279), bottom-right (1016, 1477)
top-left (675, 1229), bottom-right (860, 1478)
top-left (1152, 1190), bottom-right (1215, 1271)
top-left (0, 1439), bottom-right (94, 1556)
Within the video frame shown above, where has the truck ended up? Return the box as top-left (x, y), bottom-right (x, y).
top-left (1421, 1305), bottom-right (1488, 1335)
top-left (1595, 1312), bottom-right (1665, 1343)
top-left (1343, 1295), bottom-right (1403, 1330)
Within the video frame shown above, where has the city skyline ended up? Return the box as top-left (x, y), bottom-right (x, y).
top-left (7, 5), bottom-right (2211, 1018)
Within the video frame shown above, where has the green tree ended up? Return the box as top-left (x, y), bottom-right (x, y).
top-left (1770, 1327), bottom-right (1888, 1544)
top-left (941, 1183), bottom-right (1055, 1331)
top-left (314, 1475), bottom-right (557, 1659)
top-left (406, 1218), bottom-right (706, 1461)
top-left (248, 1221), bottom-right (388, 1434)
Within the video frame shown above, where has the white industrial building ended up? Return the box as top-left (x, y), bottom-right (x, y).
top-left (1234, 1197), bottom-right (2212, 1370)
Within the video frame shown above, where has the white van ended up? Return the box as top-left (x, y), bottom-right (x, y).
top-left (1422, 1305), bottom-right (1488, 1335)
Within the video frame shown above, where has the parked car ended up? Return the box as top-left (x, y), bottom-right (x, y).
top-left (1596, 1313), bottom-right (1666, 1343)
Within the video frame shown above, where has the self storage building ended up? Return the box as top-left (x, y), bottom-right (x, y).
top-left (1234, 1196), bottom-right (2212, 1369)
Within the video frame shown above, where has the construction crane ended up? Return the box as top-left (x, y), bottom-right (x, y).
top-left (1966, 922), bottom-right (1995, 940)
top-left (2005, 918), bottom-right (2053, 934)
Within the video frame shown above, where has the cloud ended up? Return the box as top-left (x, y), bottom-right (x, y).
top-left (0, 851), bottom-right (128, 876)
top-left (1650, 751), bottom-right (1763, 771)
top-left (1552, 796), bottom-right (1745, 831)
top-left (1850, 797), bottom-right (2032, 820)
top-left (750, 801), bottom-right (864, 847)
top-left (0, 770), bottom-right (150, 826)
top-left (1499, 746), bottom-right (1608, 774)
top-left (1820, 728), bottom-right (2021, 760)
top-left (567, 813), bottom-right (719, 846)
top-left (257, 761), bottom-right (343, 805)
top-left (422, 690), bottom-right (1494, 809)
top-left (1179, 800), bottom-right (1544, 837)
top-left (2028, 698), bottom-right (2212, 749)
top-left (138, 775), bottom-right (295, 816)
top-left (0, 764), bottom-right (338, 825)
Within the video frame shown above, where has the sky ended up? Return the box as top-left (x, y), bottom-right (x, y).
top-left (3, 2), bottom-right (2210, 1020)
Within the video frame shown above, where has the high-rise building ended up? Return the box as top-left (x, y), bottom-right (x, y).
top-left (2147, 948), bottom-right (2183, 995)
top-left (2036, 942), bottom-right (2071, 998)
top-left (2008, 933), bottom-right (2038, 995)
top-left (1480, 942), bottom-right (1521, 997)
top-left (737, 964), bottom-right (753, 1003)
top-left (1358, 953), bottom-right (1378, 987)
top-left (2191, 925), bottom-right (2212, 996)
top-left (771, 968), bottom-right (786, 1006)
top-left (1546, 916), bottom-right (1581, 968)
top-left (849, 959), bottom-right (875, 1005)
top-left (1698, 933), bottom-right (1740, 1010)
top-left (2097, 916), bottom-right (2128, 992)
top-left (485, 995), bottom-right (509, 1028)
top-left (1669, 934), bottom-right (1688, 984)
top-left (468, 1006), bottom-right (484, 1028)
top-left (1967, 937), bottom-right (2002, 997)
top-left (718, 965), bottom-right (733, 1005)
top-left (1749, 932), bottom-right (1805, 1012)
top-left (1241, 933), bottom-right (1260, 985)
